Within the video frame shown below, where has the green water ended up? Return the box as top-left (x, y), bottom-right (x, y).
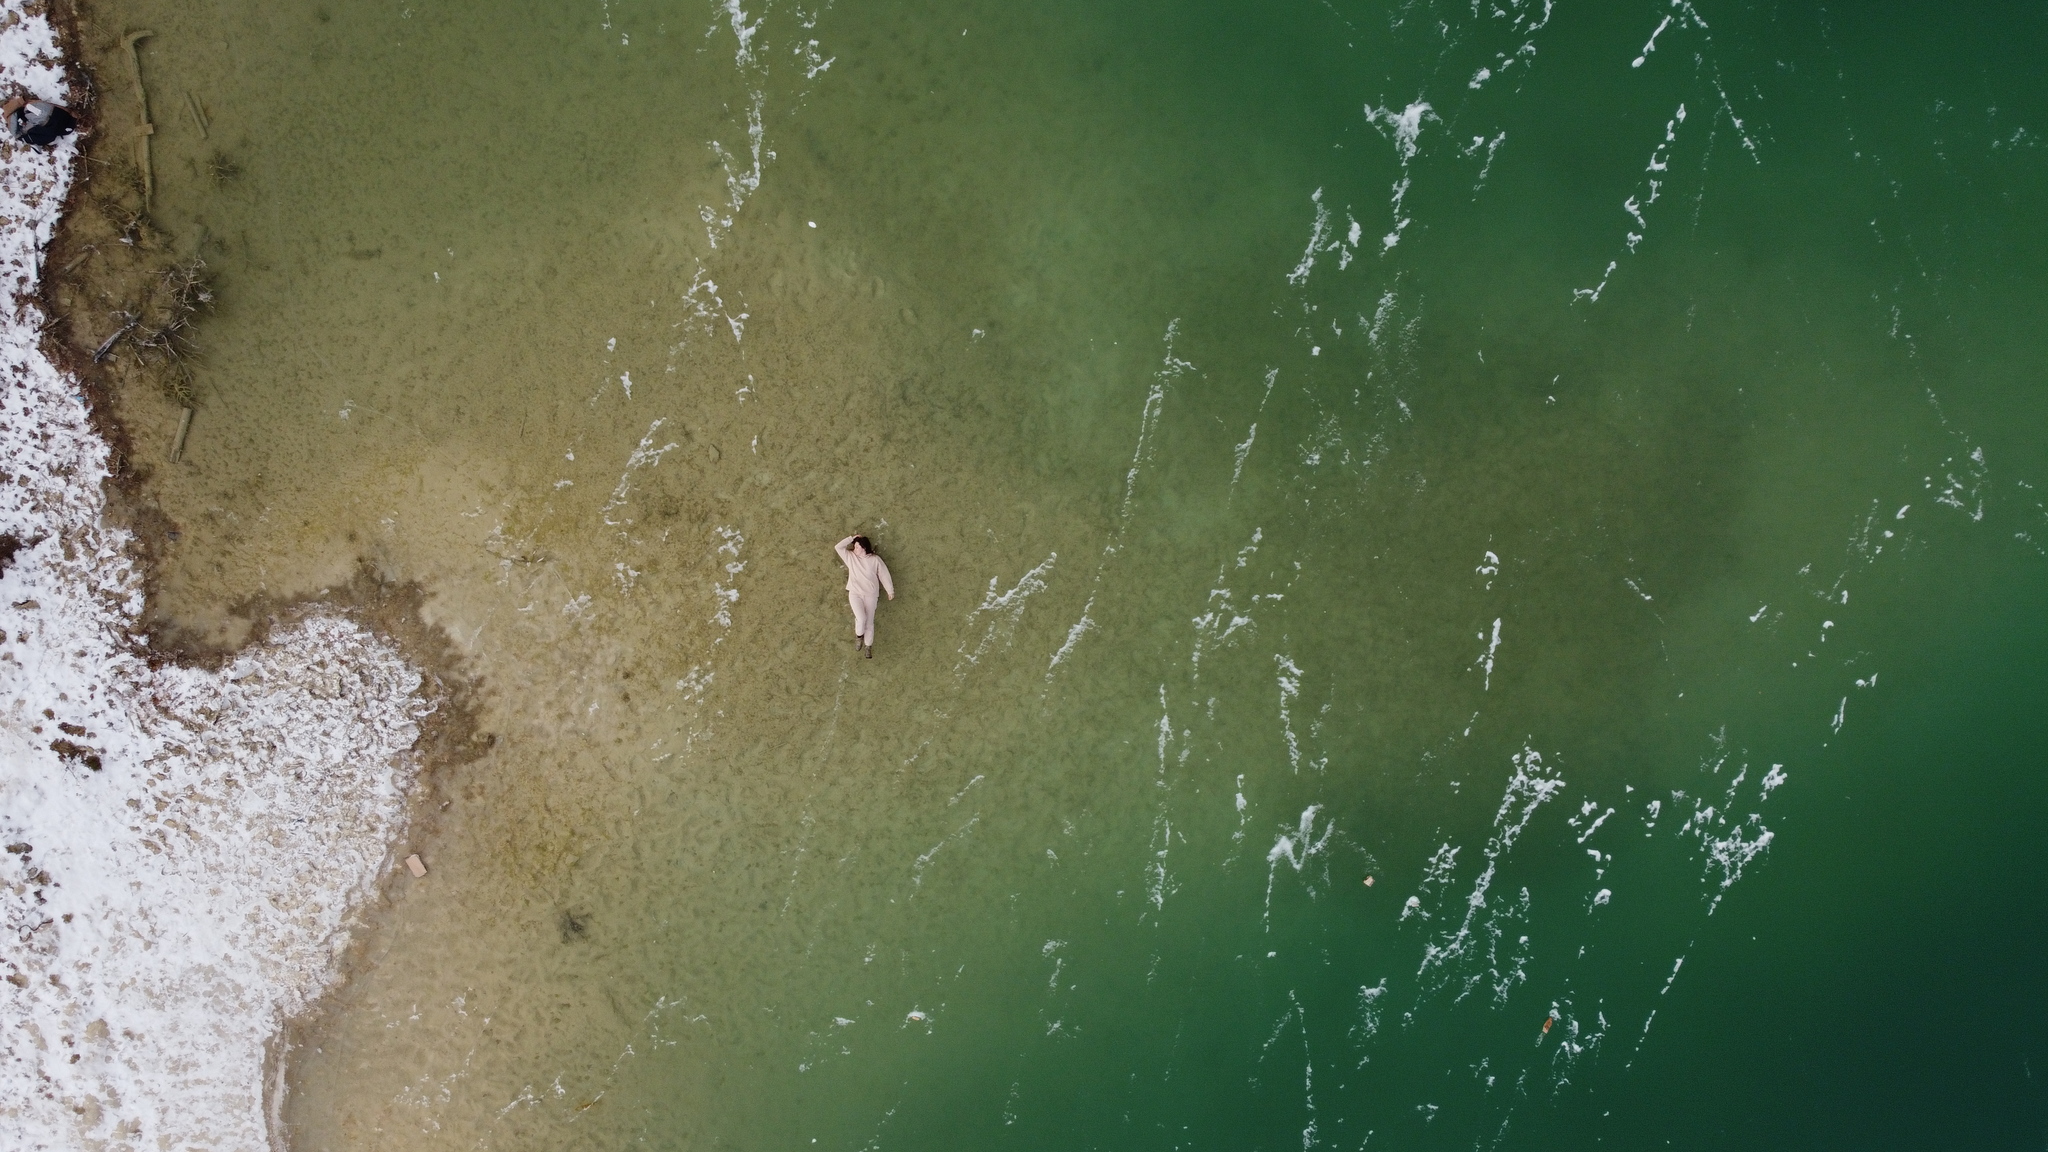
top-left (105, 0), bottom-right (2048, 1147)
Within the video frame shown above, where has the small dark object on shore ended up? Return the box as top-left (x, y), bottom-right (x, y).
top-left (3, 97), bottom-right (77, 149)
top-left (49, 738), bottom-right (102, 771)
top-left (558, 909), bottom-right (590, 942)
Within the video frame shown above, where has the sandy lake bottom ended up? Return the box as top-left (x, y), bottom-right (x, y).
top-left (24, 0), bottom-right (2048, 1147)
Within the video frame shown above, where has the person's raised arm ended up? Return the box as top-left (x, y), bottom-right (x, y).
top-left (835, 535), bottom-right (857, 563)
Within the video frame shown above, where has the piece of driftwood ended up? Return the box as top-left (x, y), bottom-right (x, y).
top-left (121, 31), bottom-right (154, 202)
top-left (93, 314), bottom-right (137, 362)
top-left (169, 406), bottom-right (192, 461)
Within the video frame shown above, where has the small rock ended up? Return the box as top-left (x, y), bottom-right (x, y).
top-left (404, 854), bottom-right (427, 877)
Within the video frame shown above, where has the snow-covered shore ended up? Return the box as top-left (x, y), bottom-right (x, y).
top-left (1, 6), bottom-right (432, 1148)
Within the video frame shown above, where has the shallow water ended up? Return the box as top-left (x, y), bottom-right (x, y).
top-left (92, 0), bottom-right (2048, 1147)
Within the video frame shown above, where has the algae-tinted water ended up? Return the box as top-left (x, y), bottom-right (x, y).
top-left (94, 0), bottom-right (2048, 1147)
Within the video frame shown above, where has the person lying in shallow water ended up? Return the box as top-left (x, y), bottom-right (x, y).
top-left (834, 534), bottom-right (894, 659)
top-left (2, 97), bottom-right (76, 149)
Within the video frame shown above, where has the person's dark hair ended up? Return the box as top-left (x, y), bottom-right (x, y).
top-left (851, 535), bottom-right (875, 556)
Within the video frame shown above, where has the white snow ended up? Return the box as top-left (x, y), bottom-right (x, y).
top-left (0, 7), bottom-right (432, 1148)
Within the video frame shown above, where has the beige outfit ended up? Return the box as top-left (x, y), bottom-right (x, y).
top-left (835, 536), bottom-right (894, 646)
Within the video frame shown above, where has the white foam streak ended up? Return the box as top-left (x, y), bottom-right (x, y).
top-left (1047, 323), bottom-right (1190, 679)
top-left (1574, 104), bottom-right (1687, 302)
top-left (1363, 100), bottom-right (1437, 251)
top-left (1045, 596), bottom-right (1095, 674)
top-left (1273, 653), bottom-right (1324, 773)
top-left (1467, 0), bottom-right (1555, 90)
top-left (709, 526), bottom-right (746, 634)
top-left (1190, 528), bottom-right (1263, 678)
top-left (956, 553), bottom-right (1057, 676)
top-left (1473, 617), bottom-right (1503, 690)
top-left (1264, 806), bottom-right (1336, 931)
top-left (1416, 748), bottom-right (1564, 1003)
top-left (1286, 188), bottom-right (1360, 286)
top-left (910, 815), bottom-right (980, 889)
top-left (1230, 423), bottom-right (1258, 489)
top-left (1287, 189), bottom-right (1332, 285)
top-left (600, 419), bottom-right (681, 528)
top-left (1144, 687), bottom-right (1179, 912)
top-left (1679, 733), bottom-right (1780, 913)
top-left (675, 262), bottom-right (749, 346)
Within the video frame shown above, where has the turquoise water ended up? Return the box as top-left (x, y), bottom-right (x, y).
top-left (103, 0), bottom-right (2048, 1147)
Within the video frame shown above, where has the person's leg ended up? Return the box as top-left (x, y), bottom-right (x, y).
top-left (850, 591), bottom-right (875, 646)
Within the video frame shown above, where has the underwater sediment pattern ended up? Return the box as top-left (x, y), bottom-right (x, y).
top-left (85, 0), bottom-right (2048, 1147)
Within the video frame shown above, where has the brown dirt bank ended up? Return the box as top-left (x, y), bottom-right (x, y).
top-left (35, 0), bottom-right (484, 729)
